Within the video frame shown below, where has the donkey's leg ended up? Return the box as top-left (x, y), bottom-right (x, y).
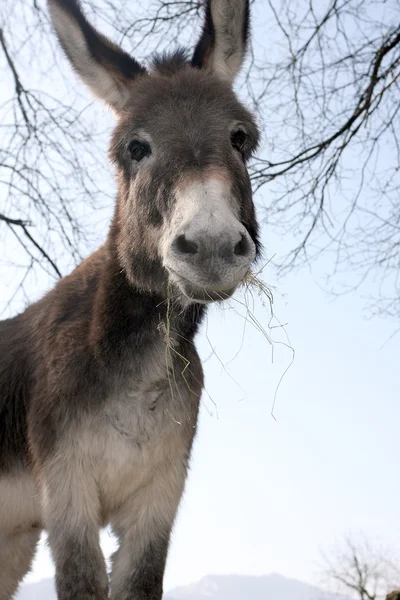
top-left (0, 528), bottom-right (41, 600)
top-left (0, 470), bottom-right (42, 600)
top-left (110, 463), bottom-right (188, 600)
top-left (41, 456), bottom-right (109, 600)
top-left (110, 526), bottom-right (170, 600)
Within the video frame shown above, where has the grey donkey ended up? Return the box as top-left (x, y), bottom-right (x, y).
top-left (0, 0), bottom-right (261, 598)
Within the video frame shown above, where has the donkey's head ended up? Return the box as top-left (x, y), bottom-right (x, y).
top-left (49, 0), bottom-right (260, 304)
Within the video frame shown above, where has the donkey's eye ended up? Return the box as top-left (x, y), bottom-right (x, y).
top-left (128, 140), bottom-right (151, 162)
top-left (231, 130), bottom-right (247, 153)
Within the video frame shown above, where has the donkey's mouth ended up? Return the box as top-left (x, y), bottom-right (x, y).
top-left (180, 284), bottom-right (235, 304)
top-left (167, 269), bottom-right (236, 304)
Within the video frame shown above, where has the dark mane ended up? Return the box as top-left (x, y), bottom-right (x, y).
top-left (150, 48), bottom-right (189, 75)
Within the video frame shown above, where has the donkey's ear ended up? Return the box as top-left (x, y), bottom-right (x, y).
top-left (48, 0), bottom-right (146, 111)
top-left (192, 0), bottom-right (250, 83)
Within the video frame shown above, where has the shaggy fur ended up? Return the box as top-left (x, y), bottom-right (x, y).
top-left (0, 1), bottom-right (260, 599)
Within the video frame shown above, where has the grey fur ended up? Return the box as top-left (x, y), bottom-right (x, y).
top-left (0, 1), bottom-right (260, 598)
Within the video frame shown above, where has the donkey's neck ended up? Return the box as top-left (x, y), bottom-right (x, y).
top-left (87, 229), bottom-right (205, 369)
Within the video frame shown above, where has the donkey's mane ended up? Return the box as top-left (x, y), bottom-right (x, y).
top-left (150, 48), bottom-right (190, 75)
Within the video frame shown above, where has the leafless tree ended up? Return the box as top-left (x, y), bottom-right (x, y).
top-left (251, 0), bottom-right (400, 320)
top-left (1, 0), bottom-right (399, 317)
top-left (320, 535), bottom-right (400, 600)
top-left (1, 1), bottom-right (107, 310)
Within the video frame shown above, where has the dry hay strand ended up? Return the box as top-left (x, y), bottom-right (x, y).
top-left (159, 260), bottom-right (295, 421)
top-left (236, 262), bottom-right (295, 419)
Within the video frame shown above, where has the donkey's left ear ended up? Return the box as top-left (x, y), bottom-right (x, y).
top-left (192, 0), bottom-right (250, 83)
top-left (48, 0), bottom-right (146, 112)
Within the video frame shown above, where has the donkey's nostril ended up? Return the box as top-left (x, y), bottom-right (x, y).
top-left (234, 233), bottom-right (250, 257)
top-left (173, 234), bottom-right (199, 255)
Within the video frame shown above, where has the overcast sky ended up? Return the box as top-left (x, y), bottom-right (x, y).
top-left (2, 0), bottom-right (399, 596)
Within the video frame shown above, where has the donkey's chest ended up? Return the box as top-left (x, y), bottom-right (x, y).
top-left (90, 378), bottom-right (198, 519)
top-left (104, 383), bottom-right (168, 444)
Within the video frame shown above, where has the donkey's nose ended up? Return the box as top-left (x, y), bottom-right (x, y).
top-left (234, 233), bottom-right (252, 257)
top-left (171, 228), bottom-right (255, 264)
top-left (172, 234), bottom-right (199, 256)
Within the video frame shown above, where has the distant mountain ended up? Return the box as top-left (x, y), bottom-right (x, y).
top-left (164, 573), bottom-right (348, 600)
top-left (17, 573), bottom-right (348, 599)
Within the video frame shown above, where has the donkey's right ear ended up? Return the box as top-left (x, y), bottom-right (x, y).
top-left (48, 0), bottom-right (146, 112)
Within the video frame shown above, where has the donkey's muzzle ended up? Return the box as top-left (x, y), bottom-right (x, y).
top-left (167, 227), bottom-right (256, 303)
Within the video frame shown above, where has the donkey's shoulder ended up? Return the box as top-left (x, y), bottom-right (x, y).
top-left (0, 248), bottom-right (107, 465)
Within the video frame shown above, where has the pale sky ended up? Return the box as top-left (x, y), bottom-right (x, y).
top-left (1, 0), bottom-right (399, 596)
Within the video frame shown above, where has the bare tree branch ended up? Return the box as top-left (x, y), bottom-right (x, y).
top-left (1, 0), bottom-right (399, 319)
top-left (320, 535), bottom-right (400, 600)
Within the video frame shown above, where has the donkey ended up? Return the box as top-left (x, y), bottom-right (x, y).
top-left (0, 0), bottom-right (260, 598)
